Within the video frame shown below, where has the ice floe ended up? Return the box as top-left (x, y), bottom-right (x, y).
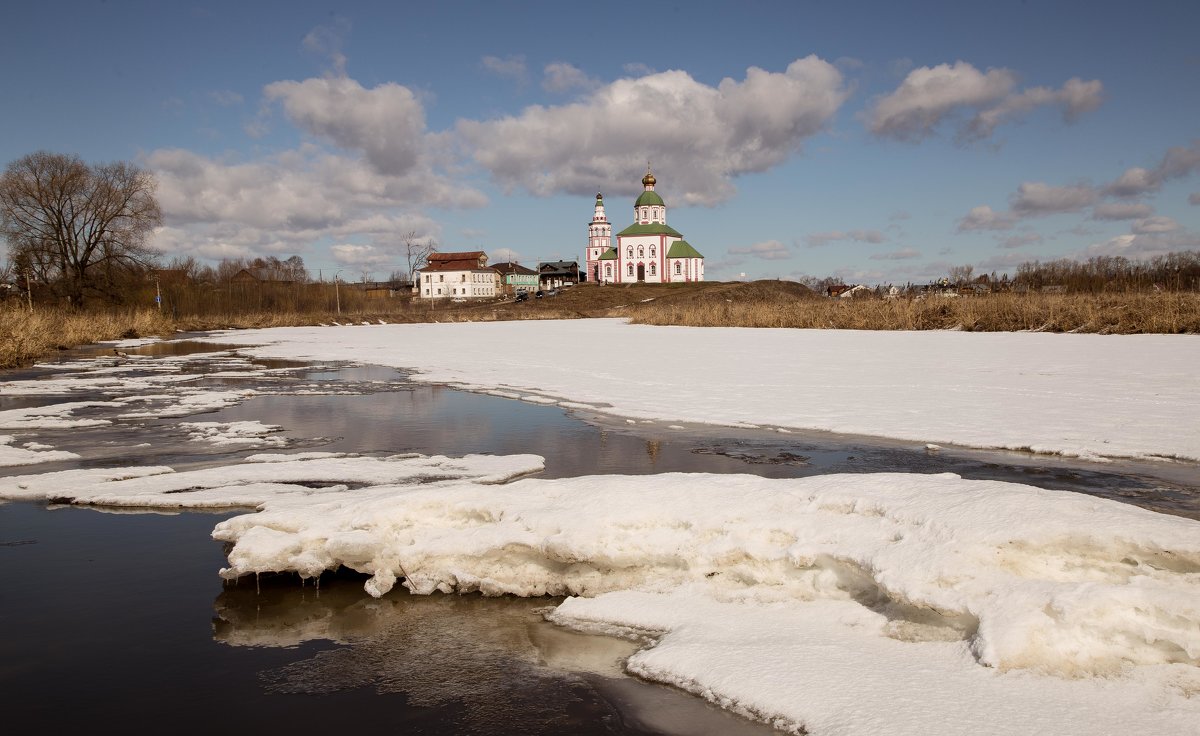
top-left (203, 468), bottom-right (1197, 734)
top-left (179, 420), bottom-right (286, 447)
top-left (11, 455), bottom-right (1190, 735)
top-left (0, 435), bottom-right (78, 466)
top-left (197, 320), bottom-right (1200, 462)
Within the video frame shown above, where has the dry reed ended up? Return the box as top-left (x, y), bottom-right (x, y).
top-left (622, 292), bottom-right (1200, 334)
top-left (0, 306), bottom-right (175, 369)
top-left (4, 288), bottom-right (1197, 371)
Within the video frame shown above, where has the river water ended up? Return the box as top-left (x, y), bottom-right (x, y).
top-left (2, 339), bottom-right (1197, 734)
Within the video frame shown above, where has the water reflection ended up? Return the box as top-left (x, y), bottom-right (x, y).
top-left (214, 572), bottom-right (776, 735)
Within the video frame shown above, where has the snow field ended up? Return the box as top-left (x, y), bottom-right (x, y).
top-left (198, 320), bottom-right (1200, 462)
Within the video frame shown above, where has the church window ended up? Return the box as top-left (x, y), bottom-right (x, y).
top-left (605, 264), bottom-right (612, 277)
top-left (627, 246), bottom-right (634, 258)
top-left (627, 263), bottom-right (634, 277)
top-left (649, 246), bottom-right (656, 258)
top-left (638, 246), bottom-right (644, 258)
top-left (674, 262), bottom-right (681, 275)
top-left (649, 262), bottom-right (656, 276)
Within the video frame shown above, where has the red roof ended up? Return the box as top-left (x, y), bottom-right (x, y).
top-left (423, 251), bottom-right (487, 271)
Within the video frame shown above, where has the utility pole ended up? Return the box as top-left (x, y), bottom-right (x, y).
top-left (334, 271), bottom-right (342, 315)
top-left (25, 272), bottom-right (33, 313)
top-left (155, 277), bottom-right (162, 311)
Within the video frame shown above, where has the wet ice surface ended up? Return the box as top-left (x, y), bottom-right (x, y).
top-left (5, 338), bottom-right (1194, 518)
top-left (2, 338), bottom-right (1199, 735)
top-left (1, 502), bottom-right (767, 735)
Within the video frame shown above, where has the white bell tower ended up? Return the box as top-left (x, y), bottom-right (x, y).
top-left (585, 192), bottom-right (611, 282)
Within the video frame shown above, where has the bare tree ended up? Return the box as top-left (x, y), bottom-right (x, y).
top-left (0, 152), bottom-right (162, 307)
top-left (947, 264), bottom-right (974, 286)
top-left (402, 231), bottom-right (437, 282)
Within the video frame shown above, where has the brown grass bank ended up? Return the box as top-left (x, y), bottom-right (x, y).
top-left (4, 283), bottom-right (1197, 370)
top-left (620, 288), bottom-right (1200, 334)
top-left (0, 306), bottom-right (175, 369)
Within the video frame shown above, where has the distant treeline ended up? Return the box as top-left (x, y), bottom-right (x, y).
top-left (1010, 251), bottom-right (1200, 293)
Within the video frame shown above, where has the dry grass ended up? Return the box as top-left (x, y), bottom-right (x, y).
top-left (0, 306), bottom-right (175, 369)
top-left (622, 289), bottom-right (1200, 334)
top-left (4, 284), bottom-right (1197, 370)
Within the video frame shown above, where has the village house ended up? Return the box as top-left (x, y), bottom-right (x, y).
top-left (585, 167), bottom-right (705, 284)
top-left (414, 251), bottom-right (499, 299)
top-left (537, 261), bottom-right (580, 290)
top-left (492, 261), bottom-right (539, 296)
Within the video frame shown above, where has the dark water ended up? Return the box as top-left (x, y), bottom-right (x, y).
top-left (2, 340), bottom-right (1198, 735)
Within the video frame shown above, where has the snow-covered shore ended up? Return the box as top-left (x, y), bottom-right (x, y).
top-left (199, 320), bottom-right (1200, 462)
top-left (5, 452), bottom-right (1197, 734)
top-left (4, 323), bottom-right (1199, 735)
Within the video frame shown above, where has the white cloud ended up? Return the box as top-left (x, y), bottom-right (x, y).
top-left (542, 62), bottom-right (599, 93)
top-left (1083, 228), bottom-right (1200, 260)
top-left (482, 55), bottom-right (528, 85)
top-left (1009, 182), bottom-right (1098, 215)
top-left (331, 243), bottom-right (394, 267)
top-left (1103, 167), bottom-right (1157, 198)
top-left (999, 233), bottom-right (1043, 249)
top-left (302, 18), bottom-right (351, 75)
top-left (489, 247), bottom-right (520, 263)
top-left (869, 247), bottom-right (921, 260)
top-left (805, 230), bottom-right (886, 246)
top-left (264, 76), bottom-right (429, 176)
top-left (1103, 141), bottom-right (1200, 198)
top-left (957, 205), bottom-right (1015, 231)
top-left (146, 145), bottom-right (453, 264)
top-left (730, 240), bottom-right (790, 260)
top-left (1091, 202), bottom-right (1154, 220)
top-left (866, 61), bottom-right (1102, 142)
top-left (457, 56), bottom-right (848, 205)
top-left (1131, 216), bottom-right (1180, 235)
top-left (622, 62), bottom-right (656, 77)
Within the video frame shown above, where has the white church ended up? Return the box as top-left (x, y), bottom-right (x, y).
top-left (585, 167), bottom-right (705, 284)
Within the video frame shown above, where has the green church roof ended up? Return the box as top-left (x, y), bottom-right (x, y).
top-left (666, 240), bottom-right (704, 259)
top-left (597, 247), bottom-right (618, 260)
top-left (616, 222), bottom-right (683, 237)
top-left (634, 190), bottom-right (665, 207)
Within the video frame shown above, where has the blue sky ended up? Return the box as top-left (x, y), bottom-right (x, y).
top-left (3, 0), bottom-right (1198, 283)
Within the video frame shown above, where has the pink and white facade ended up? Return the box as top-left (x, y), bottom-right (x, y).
top-left (585, 169), bottom-right (705, 284)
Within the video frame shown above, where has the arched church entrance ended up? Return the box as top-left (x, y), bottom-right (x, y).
top-left (637, 264), bottom-right (645, 282)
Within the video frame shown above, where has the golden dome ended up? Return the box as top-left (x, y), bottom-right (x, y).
top-left (641, 162), bottom-right (656, 187)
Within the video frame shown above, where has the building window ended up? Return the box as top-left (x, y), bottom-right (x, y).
top-left (649, 246), bottom-right (655, 258)
top-left (649, 262), bottom-right (656, 276)
top-left (627, 263), bottom-right (634, 277)
top-left (605, 264), bottom-right (612, 277)
top-left (627, 246), bottom-right (633, 258)
top-left (424, 274), bottom-right (430, 282)
top-left (674, 262), bottom-right (681, 275)
top-left (439, 274), bottom-right (444, 282)
top-left (638, 246), bottom-right (644, 258)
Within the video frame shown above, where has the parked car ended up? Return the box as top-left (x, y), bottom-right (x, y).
top-left (515, 291), bottom-right (529, 302)
top-left (450, 297), bottom-right (467, 303)
top-left (535, 290), bottom-right (544, 298)
top-left (546, 289), bottom-right (559, 296)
